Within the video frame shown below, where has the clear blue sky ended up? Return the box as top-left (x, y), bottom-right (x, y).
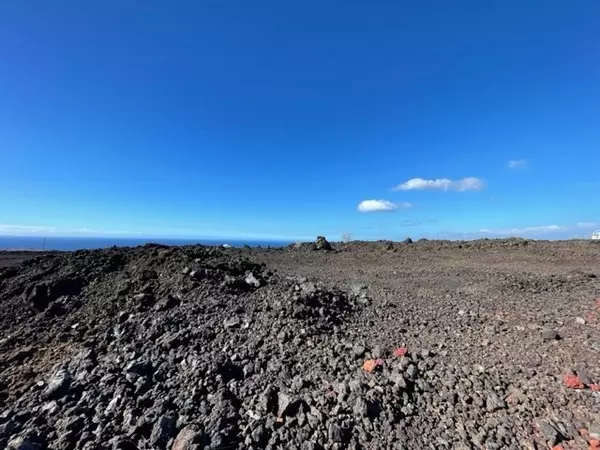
top-left (1, 1), bottom-right (599, 240)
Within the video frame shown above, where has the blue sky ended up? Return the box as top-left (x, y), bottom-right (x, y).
top-left (1, 1), bottom-right (599, 241)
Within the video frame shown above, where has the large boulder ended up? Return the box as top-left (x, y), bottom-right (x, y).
top-left (315, 236), bottom-right (332, 251)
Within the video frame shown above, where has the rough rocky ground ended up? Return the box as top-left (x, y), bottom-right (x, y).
top-left (1, 239), bottom-right (600, 450)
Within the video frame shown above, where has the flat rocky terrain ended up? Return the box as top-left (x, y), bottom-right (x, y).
top-left (1, 238), bottom-right (600, 450)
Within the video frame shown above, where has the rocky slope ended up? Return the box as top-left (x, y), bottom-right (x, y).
top-left (1, 240), bottom-right (600, 449)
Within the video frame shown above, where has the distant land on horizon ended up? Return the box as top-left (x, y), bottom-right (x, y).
top-left (1, 234), bottom-right (598, 252)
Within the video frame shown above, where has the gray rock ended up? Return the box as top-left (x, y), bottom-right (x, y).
top-left (132, 293), bottom-right (154, 306)
top-left (245, 272), bottom-right (261, 288)
top-left (223, 317), bottom-right (241, 329)
top-left (291, 376), bottom-right (305, 392)
top-left (277, 392), bottom-right (292, 417)
top-left (171, 425), bottom-right (202, 450)
top-left (277, 392), bottom-right (302, 417)
top-left (43, 368), bottom-right (72, 399)
top-left (350, 283), bottom-right (367, 296)
top-left (389, 372), bottom-right (408, 389)
top-left (536, 419), bottom-right (561, 446)
top-left (352, 344), bottom-right (366, 358)
top-left (485, 391), bottom-right (506, 412)
top-left (260, 387), bottom-right (278, 414)
top-left (300, 282), bottom-right (317, 294)
top-left (405, 364), bottom-right (417, 381)
top-left (541, 329), bottom-right (560, 341)
top-left (150, 412), bottom-right (178, 449)
top-left (0, 418), bottom-right (15, 437)
top-left (577, 369), bottom-right (593, 385)
top-left (251, 425), bottom-right (268, 445)
top-left (27, 284), bottom-right (49, 311)
top-left (125, 359), bottom-right (152, 377)
top-left (315, 236), bottom-right (332, 251)
top-left (353, 398), bottom-right (368, 417)
top-left (328, 423), bottom-right (344, 442)
top-left (190, 269), bottom-right (207, 280)
top-left (108, 436), bottom-right (138, 450)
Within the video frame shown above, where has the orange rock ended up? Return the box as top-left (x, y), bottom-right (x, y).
top-left (551, 445), bottom-right (564, 450)
top-left (562, 374), bottom-right (586, 389)
top-left (362, 359), bottom-right (383, 373)
top-left (394, 347), bottom-right (408, 357)
top-left (363, 359), bottom-right (377, 372)
top-left (590, 384), bottom-right (600, 392)
top-left (589, 439), bottom-right (600, 450)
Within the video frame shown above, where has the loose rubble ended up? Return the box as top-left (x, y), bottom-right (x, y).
top-left (1, 240), bottom-right (599, 449)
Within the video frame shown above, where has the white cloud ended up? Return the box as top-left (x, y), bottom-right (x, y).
top-left (357, 200), bottom-right (411, 213)
top-left (576, 222), bottom-right (598, 228)
top-left (0, 223), bottom-right (141, 237)
top-left (0, 224), bottom-right (59, 234)
top-left (393, 177), bottom-right (484, 191)
top-left (507, 159), bottom-right (527, 169)
top-left (477, 225), bottom-right (573, 237)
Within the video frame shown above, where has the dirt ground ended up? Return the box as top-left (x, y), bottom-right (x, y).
top-left (0, 251), bottom-right (48, 268)
top-left (255, 240), bottom-right (600, 370)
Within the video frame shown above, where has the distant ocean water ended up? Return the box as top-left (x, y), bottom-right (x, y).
top-left (0, 236), bottom-right (292, 251)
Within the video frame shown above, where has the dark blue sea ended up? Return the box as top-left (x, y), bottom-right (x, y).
top-left (0, 236), bottom-right (292, 251)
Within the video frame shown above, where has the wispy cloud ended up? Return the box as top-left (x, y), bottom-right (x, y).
top-left (478, 225), bottom-right (565, 235)
top-left (393, 177), bottom-right (484, 192)
top-left (476, 222), bottom-right (599, 237)
top-left (0, 223), bottom-right (142, 237)
top-left (576, 222), bottom-right (598, 228)
top-left (398, 219), bottom-right (437, 227)
top-left (0, 224), bottom-right (59, 234)
top-left (423, 222), bottom-right (598, 240)
top-left (357, 200), bottom-right (412, 213)
top-left (507, 159), bottom-right (527, 169)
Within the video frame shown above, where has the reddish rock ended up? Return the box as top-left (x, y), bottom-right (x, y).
top-left (393, 347), bottom-right (408, 357)
top-left (562, 374), bottom-right (586, 389)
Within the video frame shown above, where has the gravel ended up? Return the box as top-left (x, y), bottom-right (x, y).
top-left (1, 239), bottom-right (599, 449)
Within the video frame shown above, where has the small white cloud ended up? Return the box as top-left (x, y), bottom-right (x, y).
top-left (357, 200), bottom-right (411, 213)
top-left (576, 222), bottom-right (598, 228)
top-left (478, 225), bottom-right (565, 236)
top-left (507, 159), bottom-right (527, 169)
top-left (393, 177), bottom-right (484, 192)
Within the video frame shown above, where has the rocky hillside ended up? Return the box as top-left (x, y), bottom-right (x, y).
top-left (1, 242), bottom-right (600, 449)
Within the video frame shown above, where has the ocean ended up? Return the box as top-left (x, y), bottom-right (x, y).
top-left (0, 236), bottom-right (292, 251)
